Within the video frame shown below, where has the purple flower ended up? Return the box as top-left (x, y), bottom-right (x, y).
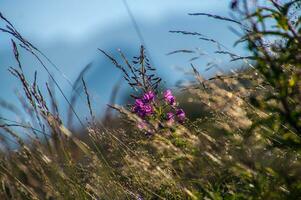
top-left (164, 90), bottom-right (176, 106)
top-left (166, 112), bottom-right (174, 120)
top-left (135, 99), bottom-right (144, 108)
top-left (142, 91), bottom-right (155, 103)
top-left (176, 109), bottom-right (186, 123)
top-left (143, 104), bottom-right (153, 115)
top-left (133, 98), bottom-right (153, 117)
top-left (166, 112), bottom-right (175, 124)
top-left (133, 99), bottom-right (144, 112)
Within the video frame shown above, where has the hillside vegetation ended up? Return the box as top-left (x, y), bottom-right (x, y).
top-left (0, 1), bottom-right (301, 199)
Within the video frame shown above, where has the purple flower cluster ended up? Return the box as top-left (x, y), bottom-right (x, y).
top-left (133, 91), bottom-right (155, 117)
top-left (176, 109), bottom-right (186, 123)
top-left (163, 90), bottom-right (185, 123)
top-left (166, 109), bottom-right (186, 124)
top-left (142, 91), bottom-right (155, 102)
top-left (132, 89), bottom-right (186, 125)
top-left (164, 90), bottom-right (176, 106)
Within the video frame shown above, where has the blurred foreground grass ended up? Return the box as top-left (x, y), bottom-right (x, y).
top-left (0, 1), bottom-right (301, 199)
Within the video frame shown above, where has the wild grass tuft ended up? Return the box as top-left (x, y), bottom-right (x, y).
top-left (0, 1), bottom-right (301, 199)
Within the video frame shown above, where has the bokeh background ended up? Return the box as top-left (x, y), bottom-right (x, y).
top-left (0, 0), bottom-right (245, 125)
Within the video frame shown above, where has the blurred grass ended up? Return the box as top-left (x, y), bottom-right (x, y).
top-left (0, 0), bottom-right (301, 199)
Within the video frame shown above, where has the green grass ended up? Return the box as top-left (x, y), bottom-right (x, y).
top-left (0, 1), bottom-right (301, 199)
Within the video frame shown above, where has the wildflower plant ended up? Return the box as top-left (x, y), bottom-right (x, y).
top-left (100, 46), bottom-right (186, 133)
top-left (1, 1), bottom-right (301, 199)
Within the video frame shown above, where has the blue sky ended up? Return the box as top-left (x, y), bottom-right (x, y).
top-left (0, 0), bottom-right (246, 124)
top-left (0, 1), bottom-right (224, 40)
